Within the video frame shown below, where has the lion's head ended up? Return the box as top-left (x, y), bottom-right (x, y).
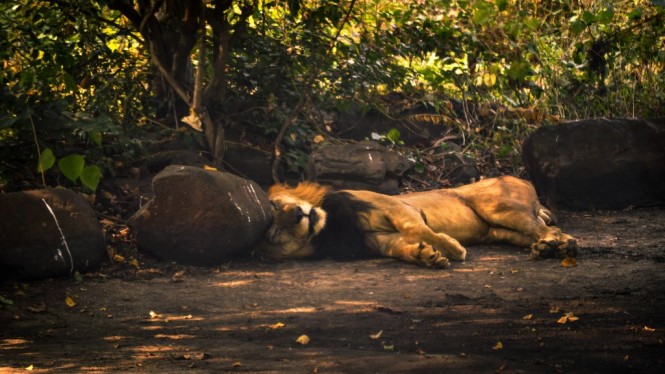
top-left (260, 182), bottom-right (329, 259)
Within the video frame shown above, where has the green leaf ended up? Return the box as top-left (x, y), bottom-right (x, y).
top-left (80, 164), bottom-right (101, 191)
top-left (386, 128), bottom-right (401, 144)
top-left (38, 148), bottom-right (56, 173)
top-left (597, 7), bottom-right (614, 24)
top-left (58, 154), bottom-right (85, 182)
top-left (88, 131), bottom-right (102, 146)
top-left (627, 8), bottom-right (643, 20)
top-left (472, 7), bottom-right (492, 25)
top-left (581, 11), bottom-right (596, 25)
top-left (570, 19), bottom-right (586, 34)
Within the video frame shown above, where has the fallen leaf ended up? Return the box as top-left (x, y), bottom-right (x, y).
top-left (65, 296), bottom-right (77, 308)
top-left (172, 271), bottom-right (185, 283)
top-left (0, 295), bottom-right (14, 305)
top-left (25, 364), bottom-right (34, 371)
top-left (369, 330), bottom-right (383, 339)
top-left (232, 362), bottom-right (242, 367)
top-left (296, 335), bottom-right (310, 345)
top-left (510, 268), bottom-right (519, 274)
top-left (129, 258), bottom-right (140, 268)
top-left (383, 344), bottom-right (395, 351)
top-left (561, 257), bottom-right (577, 267)
top-left (203, 165), bottom-right (218, 171)
top-left (112, 254), bottom-right (125, 263)
top-left (549, 306), bottom-right (560, 314)
top-left (313, 134), bottom-right (325, 144)
top-left (557, 312), bottom-right (579, 324)
top-left (26, 303), bottom-right (47, 313)
top-left (268, 322), bottom-right (285, 329)
top-left (492, 341), bottom-right (503, 350)
top-left (522, 314), bottom-right (533, 320)
top-left (149, 310), bottom-right (160, 319)
top-left (644, 326), bottom-right (656, 332)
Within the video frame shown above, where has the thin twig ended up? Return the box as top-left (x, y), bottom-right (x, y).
top-left (27, 103), bottom-right (46, 187)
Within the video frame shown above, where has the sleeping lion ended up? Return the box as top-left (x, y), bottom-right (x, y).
top-left (260, 176), bottom-right (578, 268)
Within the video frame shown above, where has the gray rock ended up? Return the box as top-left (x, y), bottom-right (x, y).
top-left (0, 189), bottom-right (106, 280)
top-left (522, 118), bottom-right (665, 210)
top-left (128, 166), bottom-right (272, 265)
top-left (307, 142), bottom-right (411, 194)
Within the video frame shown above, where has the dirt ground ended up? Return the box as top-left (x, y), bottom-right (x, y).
top-left (1, 208), bottom-right (665, 373)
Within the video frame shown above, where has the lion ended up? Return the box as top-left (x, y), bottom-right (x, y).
top-left (259, 176), bottom-right (578, 268)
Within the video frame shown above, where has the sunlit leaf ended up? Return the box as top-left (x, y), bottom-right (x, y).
top-left (561, 257), bottom-right (576, 267)
top-left (313, 134), bottom-right (325, 144)
top-left (58, 154), bottom-right (85, 182)
top-left (80, 164), bottom-right (101, 191)
top-left (268, 322), bottom-right (285, 329)
top-left (65, 296), bottom-right (77, 307)
top-left (296, 335), bottom-right (310, 345)
top-left (383, 344), bottom-right (395, 351)
top-left (37, 148), bottom-right (56, 173)
top-left (129, 258), bottom-right (139, 268)
top-left (149, 310), bottom-right (160, 319)
top-left (557, 312), bottom-right (579, 324)
top-left (203, 165), bottom-right (218, 171)
top-left (369, 330), bottom-right (383, 339)
top-left (25, 364), bottom-right (34, 371)
top-left (112, 254), bottom-right (125, 263)
top-left (492, 341), bottom-right (503, 350)
top-left (644, 326), bottom-right (656, 332)
top-left (522, 314), bottom-right (533, 320)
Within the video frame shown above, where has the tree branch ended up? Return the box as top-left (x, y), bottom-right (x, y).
top-left (271, 0), bottom-right (358, 183)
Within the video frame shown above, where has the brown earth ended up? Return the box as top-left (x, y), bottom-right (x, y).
top-left (1, 208), bottom-right (665, 373)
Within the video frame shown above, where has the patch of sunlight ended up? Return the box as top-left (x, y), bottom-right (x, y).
top-left (212, 280), bottom-right (254, 288)
top-left (475, 255), bottom-right (519, 261)
top-left (102, 336), bottom-right (128, 342)
top-left (404, 274), bottom-right (453, 281)
top-left (453, 267), bottom-right (493, 273)
top-left (153, 334), bottom-right (196, 340)
top-left (1, 338), bottom-right (30, 347)
top-left (219, 271), bottom-right (275, 278)
top-left (268, 307), bottom-right (318, 314)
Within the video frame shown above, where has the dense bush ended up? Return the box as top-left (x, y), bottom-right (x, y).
top-left (1, 0), bottom-right (663, 190)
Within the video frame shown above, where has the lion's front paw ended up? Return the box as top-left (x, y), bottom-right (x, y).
top-left (418, 243), bottom-right (451, 269)
top-left (531, 231), bottom-right (579, 259)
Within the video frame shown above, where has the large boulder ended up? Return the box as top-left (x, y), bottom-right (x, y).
top-left (0, 189), bottom-right (107, 280)
top-left (127, 166), bottom-right (272, 266)
top-left (522, 118), bottom-right (665, 210)
top-left (307, 142), bottom-right (411, 194)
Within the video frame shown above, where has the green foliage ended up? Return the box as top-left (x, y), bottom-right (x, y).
top-left (2, 0), bottom-right (664, 182)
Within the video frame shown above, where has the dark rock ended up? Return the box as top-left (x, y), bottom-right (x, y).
top-left (0, 189), bottom-right (106, 280)
top-left (224, 144), bottom-right (276, 188)
top-left (522, 118), bottom-right (665, 210)
top-left (307, 142), bottom-right (411, 194)
top-left (145, 150), bottom-right (211, 174)
top-left (437, 151), bottom-right (480, 186)
top-left (127, 166), bottom-right (272, 266)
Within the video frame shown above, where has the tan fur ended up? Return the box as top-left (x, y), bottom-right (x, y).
top-left (267, 182), bottom-right (330, 207)
top-left (261, 176), bottom-right (578, 268)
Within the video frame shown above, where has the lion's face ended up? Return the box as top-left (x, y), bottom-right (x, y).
top-left (260, 192), bottom-right (327, 259)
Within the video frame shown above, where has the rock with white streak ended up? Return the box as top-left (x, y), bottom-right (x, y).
top-left (0, 189), bottom-right (106, 280)
top-left (128, 166), bottom-right (272, 265)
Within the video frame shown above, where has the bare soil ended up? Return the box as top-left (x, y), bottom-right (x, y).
top-left (2, 208), bottom-right (665, 373)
